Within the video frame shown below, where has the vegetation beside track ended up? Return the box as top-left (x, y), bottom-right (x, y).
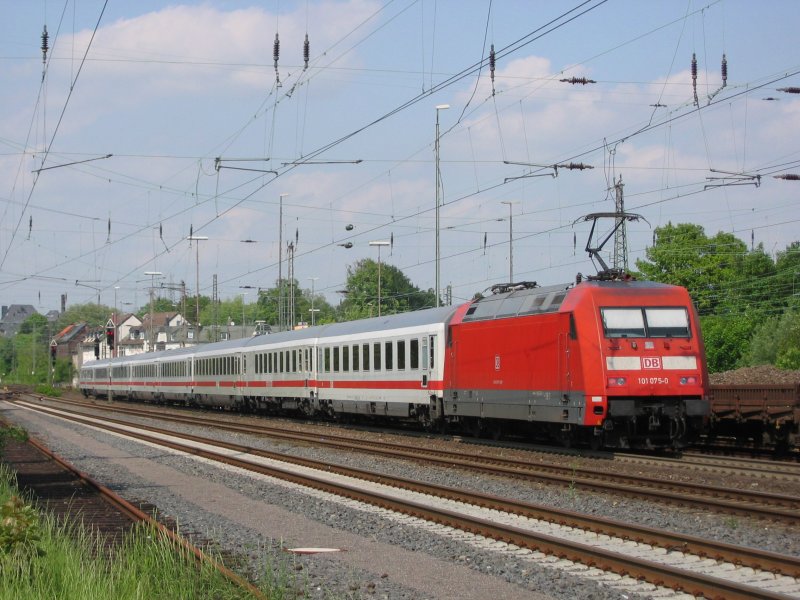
top-left (0, 435), bottom-right (313, 600)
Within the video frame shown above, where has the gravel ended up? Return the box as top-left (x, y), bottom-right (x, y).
top-left (710, 365), bottom-right (800, 385)
top-left (4, 398), bottom-right (798, 600)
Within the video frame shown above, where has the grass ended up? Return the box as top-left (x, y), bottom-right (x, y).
top-left (0, 464), bottom-right (278, 599)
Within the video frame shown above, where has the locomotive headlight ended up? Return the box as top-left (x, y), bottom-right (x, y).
top-left (679, 376), bottom-right (698, 385)
top-left (607, 376), bottom-right (627, 387)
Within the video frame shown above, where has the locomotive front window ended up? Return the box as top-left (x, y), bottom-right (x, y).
top-left (644, 308), bottom-right (690, 338)
top-left (601, 308), bottom-right (645, 338)
top-left (602, 307), bottom-right (691, 338)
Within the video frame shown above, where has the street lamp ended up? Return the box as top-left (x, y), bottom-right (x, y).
top-left (240, 292), bottom-right (248, 337)
top-left (435, 103), bottom-right (450, 307)
top-left (500, 201), bottom-right (516, 283)
top-left (187, 235), bottom-right (208, 327)
top-left (278, 193), bottom-right (289, 331)
top-left (144, 272), bottom-right (163, 352)
top-left (308, 277), bottom-right (319, 326)
top-left (369, 240), bottom-right (391, 317)
top-left (113, 286), bottom-right (120, 357)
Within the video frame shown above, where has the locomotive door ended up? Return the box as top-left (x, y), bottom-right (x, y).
top-left (557, 328), bottom-right (571, 396)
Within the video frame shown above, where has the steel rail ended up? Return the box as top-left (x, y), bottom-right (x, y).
top-left (35, 395), bottom-right (800, 523)
top-left (13, 400), bottom-right (800, 589)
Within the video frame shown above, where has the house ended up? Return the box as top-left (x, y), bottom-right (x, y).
top-left (0, 304), bottom-right (38, 337)
top-left (52, 323), bottom-right (89, 360)
top-left (79, 311), bottom-right (200, 369)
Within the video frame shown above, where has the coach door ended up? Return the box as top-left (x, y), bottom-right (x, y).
top-left (421, 335), bottom-right (436, 388)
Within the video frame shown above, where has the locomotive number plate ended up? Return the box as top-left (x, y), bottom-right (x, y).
top-left (637, 377), bottom-right (669, 385)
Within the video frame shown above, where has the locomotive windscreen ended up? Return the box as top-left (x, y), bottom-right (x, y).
top-left (601, 307), bottom-right (690, 338)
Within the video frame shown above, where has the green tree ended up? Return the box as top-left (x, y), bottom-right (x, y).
top-left (699, 314), bottom-right (760, 372)
top-left (776, 242), bottom-right (800, 304)
top-left (338, 259), bottom-right (436, 320)
top-left (635, 223), bottom-right (775, 315)
top-left (57, 303), bottom-right (113, 330)
top-left (745, 309), bottom-right (800, 367)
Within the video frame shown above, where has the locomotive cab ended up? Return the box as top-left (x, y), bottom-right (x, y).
top-left (566, 280), bottom-right (709, 449)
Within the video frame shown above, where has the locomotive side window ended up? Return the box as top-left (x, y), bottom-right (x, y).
top-left (644, 308), bottom-right (690, 338)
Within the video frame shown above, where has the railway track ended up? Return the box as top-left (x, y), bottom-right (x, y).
top-left (7, 397), bottom-right (800, 600)
top-left (36, 394), bottom-right (800, 525)
top-left (0, 417), bottom-right (264, 599)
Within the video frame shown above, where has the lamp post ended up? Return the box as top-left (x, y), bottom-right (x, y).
top-left (500, 201), bottom-right (516, 283)
top-left (187, 235), bottom-right (208, 327)
top-left (278, 193), bottom-right (289, 331)
top-left (241, 292), bottom-right (248, 337)
top-left (369, 241), bottom-right (390, 317)
top-left (144, 272), bottom-right (163, 352)
top-left (113, 286), bottom-right (120, 357)
top-left (308, 277), bottom-right (318, 326)
top-left (435, 103), bottom-right (449, 307)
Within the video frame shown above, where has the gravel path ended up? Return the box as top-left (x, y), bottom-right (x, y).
top-left (4, 399), bottom-right (797, 599)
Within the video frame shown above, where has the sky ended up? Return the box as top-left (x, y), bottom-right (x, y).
top-left (1, 0), bottom-right (800, 317)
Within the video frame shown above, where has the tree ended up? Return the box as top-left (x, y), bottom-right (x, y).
top-left (57, 303), bottom-right (113, 330)
top-left (338, 259), bottom-right (436, 320)
top-left (699, 314), bottom-right (759, 373)
top-left (635, 223), bottom-right (775, 315)
top-left (745, 309), bottom-right (800, 368)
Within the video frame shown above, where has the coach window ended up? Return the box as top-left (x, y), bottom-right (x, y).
top-left (292, 350), bottom-right (297, 373)
top-left (304, 348), bottom-right (310, 372)
top-left (352, 344), bottom-right (359, 371)
top-left (343, 345), bottom-right (350, 372)
top-left (362, 344), bottom-right (370, 371)
top-left (397, 340), bottom-right (406, 370)
top-left (373, 342), bottom-right (381, 371)
top-left (385, 341), bottom-right (394, 370)
top-left (333, 347), bottom-right (340, 372)
top-left (410, 339), bottom-right (419, 370)
top-left (323, 348), bottom-right (330, 372)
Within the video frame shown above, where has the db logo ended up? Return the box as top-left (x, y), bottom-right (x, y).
top-left (494, 355), bottom-right (501, 371)
top-left (642, 357), bottom-right (662, 370)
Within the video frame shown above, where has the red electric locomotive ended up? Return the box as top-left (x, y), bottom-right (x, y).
top-left (443, 278), bottom-right (709, 449)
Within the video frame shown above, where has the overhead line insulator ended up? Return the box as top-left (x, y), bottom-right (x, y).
top-left (273, 33), bottom-right (281, 87)
top-left (489, 44), bottom-right (496, 96)
top-left (721, 53), bottom-right (727, 88)
top-left (691, 53), bottom-right (698, 106)
top-left (559, 76), bottom-right (596, 85)
top-left (778, 87), bottom-right (800, 94)
top-left (303, 34), bottom-right (310, 71)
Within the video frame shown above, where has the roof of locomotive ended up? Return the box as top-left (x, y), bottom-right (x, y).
top-left (459, 279), bottom-right (683, 323)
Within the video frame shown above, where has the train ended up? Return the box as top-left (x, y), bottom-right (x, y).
top-left (79, 277), bottom-right (710, 450)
